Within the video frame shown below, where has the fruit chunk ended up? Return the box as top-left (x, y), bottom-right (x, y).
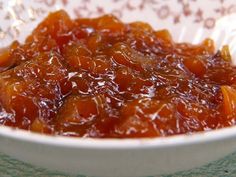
top-left (27, 10), bottom-right (73, 46)
top-left (0, 52), bottom-right (71, 129)
top-left (202, 38), bottom-right (215, 54)
top-left (155, 29), bottom-right (173, 43)
top-left (56, 96), bottom-right (99, 126)
top-left (0, 41), bottom-right (21, 72)
top-left (0, 48), bottom-right (12, 72)
top-left (96, 15), bottom-right (125, 33)
top-left (183, 57), bottom-right (206, 77)
top-left (110, 42), bottom-right (154, 71)
top-left (221, 45), bottom-right (231, 62)
top-left (129, 22), bottom-right (153, 32)
top-left (113, 67), bottom-right (153, 97)
top-left (221, 86), bottom-right (236, 116)
top-left (115, 98), bottom-right (171, 137)
top-left (55, 95), bottom-right (117, 137)
top-left (30, 118), bottom-right (52, 133)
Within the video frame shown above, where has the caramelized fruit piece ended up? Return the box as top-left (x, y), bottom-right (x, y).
top-left (221, 45), bottom-right (231, 62)
top-left (0, 48), bottom-right (12, 71)
top-left (0, 41), bottom-right (21, 72)
top-left (202, 38), bottom-right (215, 54)
top-left (57, 96), bottom-right (100, 125)
top-left (115, 98), bottom-right (174, 137)
top-left (183, 57), bottom-right (206, 77)
top-left (110, 42), bottom-right (154, 71)
top-left (221, 86), bottom-right (236, 116)
top-left (155, 29), bottom-right (173, 43)
top-left (96, 15), bottom-right (125, 33)
top-left (113, 67), bottom-right (154, 97)
top-left (55, 95), bottom-right (117, 137)
top-left (27, 10), bottom-right (73, 46)
top-left (0, 52), bottom-right (71, 129)
top-left (31, 118), bottom-right (52, 133)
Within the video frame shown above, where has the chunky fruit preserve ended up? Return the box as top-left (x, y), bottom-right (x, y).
top-left (0, 10), bottom-right (236, 138)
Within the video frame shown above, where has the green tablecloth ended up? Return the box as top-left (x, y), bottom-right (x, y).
top-left (0, 152), bottom-right (235, 177)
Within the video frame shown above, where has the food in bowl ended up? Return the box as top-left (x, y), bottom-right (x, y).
top-left (0, 10), bottom-right (236, 138)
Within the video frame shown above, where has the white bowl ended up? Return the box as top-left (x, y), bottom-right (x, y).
top-left (1, 126), bottom-right (236, 177)
top-left (1, 0), bottom-right (236, 177)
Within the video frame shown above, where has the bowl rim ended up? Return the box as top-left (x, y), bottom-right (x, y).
top-left (0, 125), bottom-right (236, 149)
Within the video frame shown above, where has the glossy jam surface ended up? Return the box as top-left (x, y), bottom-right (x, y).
top-left (0, 10), bottom-right (236, 138)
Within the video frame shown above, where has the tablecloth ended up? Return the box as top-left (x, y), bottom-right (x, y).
top-left (0, 152), bottom-right (235, 177)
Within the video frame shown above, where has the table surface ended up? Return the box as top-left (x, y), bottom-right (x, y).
top-left (0, 152), bottom-right (235, 177)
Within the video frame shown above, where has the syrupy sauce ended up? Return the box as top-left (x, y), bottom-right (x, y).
top-left (0, 10), bottom-right (236, 138)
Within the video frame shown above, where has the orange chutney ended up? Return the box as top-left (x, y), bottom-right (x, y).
top-left (0, 10), bottom-right (236, 138)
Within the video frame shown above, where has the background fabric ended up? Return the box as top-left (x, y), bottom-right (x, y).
top-left (0, 152), bottom-right (235, 177)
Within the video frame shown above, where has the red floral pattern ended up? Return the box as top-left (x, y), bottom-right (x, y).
top-left (0, 0), bottom-right (236, 45)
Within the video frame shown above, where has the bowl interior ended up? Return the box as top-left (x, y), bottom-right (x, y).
top-left (1, 0), bottom-right (236, 56)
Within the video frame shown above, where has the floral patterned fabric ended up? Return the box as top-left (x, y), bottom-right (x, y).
top-left (0, 152), bottom-right (235, 177)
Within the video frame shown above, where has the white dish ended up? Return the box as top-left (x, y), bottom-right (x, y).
top-left (1, 126), bottom-right (236, 177)
top-left (0, 0), bottom-right (236, 176)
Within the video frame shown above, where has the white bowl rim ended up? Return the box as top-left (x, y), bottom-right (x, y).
top-left (0, 125), bottom-right (236, 150)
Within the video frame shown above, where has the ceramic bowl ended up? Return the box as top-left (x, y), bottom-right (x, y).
top-left (1, 0), bottom-right (236, 177)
